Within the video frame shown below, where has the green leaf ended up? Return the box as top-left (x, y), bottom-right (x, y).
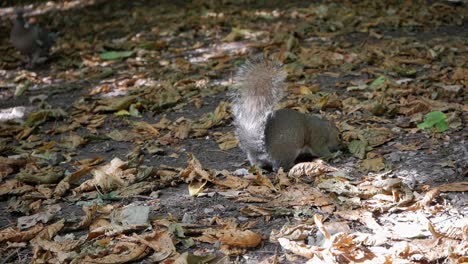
top-left (15, 81), bottom-right (31, 97)
top-left (417, 111), bottom-right (448, 132)
top-left (98, 191), bottom-right (122, 201)
top-left (25, 108), bottom-right (67, 127)
top-left (393, 66), bottom-right (416, 77)
top-left (99, 51), bottom-right (134, 60)
top-left (128, 104), bottom-right (142, 117)
top-left (369, 76), bottom-right (386, 90)
top-left (115, 110), bottom-right (130, 116)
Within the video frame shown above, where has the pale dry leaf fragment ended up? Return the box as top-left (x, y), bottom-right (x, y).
top-left (75, 157), bottom-right (136, 193)
top-left (94, 158), bottom-right (134, 190)
top-left (394, 141), bottom-right (421, 151)
top-left (428, 218), bottom-right (467, 241)
top-left (211, 170), bottom-right (250, 190)
top-left (17, 204), bottom-right (61, 230)
top-left (452, 67), bottom-right (468, 82)
top-left (88, 223), bottom-right (148, 240)
top-left (111, 205), bottom-right (150, 226)
top-left (193, 101), bottom-right (230, 129)
top-left (215, 131), bottom-right (239, 150)
top-left (0, 156), bottom-right (26, 179)
top-left (219, 244), bottom-right (247, 256)
top-left (82, 241), bottom-right (149, 264)
top-left (254, 171), bottom-right (277, 192)
top-left (131, 120), bottom-right (160, 138)
top-left (314, 214), bottom-right (330, 241)
top-left (278, 237), bottom-right (321, 259)
top-left (132, 231), bottom-right (176, 262)
top-left (93, 95), bottom-right (137, 113)
top-left (174, 120), bottom-right (191, 139)
top-left (326, 232), bottom-right (376, 262)
top-left (188, 179), bottom-right (208, 196)
top-left (16, 166), bottom-right (65, 185)
top-left (428, 221), bottom-right (443, 239)
top-left (36, 185), bottom-right (54, 199)
top-left (288, 160), bottom-right (338, 178)
top-left (388, 215), bottom-right (431, 239)
top-left (278, 185), bottom-right (334, 207)
top-left (335, 209), bottom-right (389, 238)
top-left (362, 127), bottom-right (395, 147)
top-left (246, 185), bottom-right (276, 198)
top-left (270, 224), bottom-right (314, 242)
top-left (61, 133), bottom-right (88, 149)
top-left (106, 129), bottom-right (138, 142)
top-left (32, 219), bottom-right (65, 242)
top-left (34, 236), bottom-right (85, 253)
top-left (276, 168), bottom-right (292, 188)
top-left (114, 181), bottom-right (159, 198)
top-left (409, 188), bottom-right (440, 210)
top-left (240, 205), bottom-right (290, 217)
top-left (54, 166), bottom-right (93, 197)
top-left (69, 205), bottom-right (98, 230)
top-left (257, 255), bottom-right (280, 264)
top-left (358, 157), bottom-right (386, 172)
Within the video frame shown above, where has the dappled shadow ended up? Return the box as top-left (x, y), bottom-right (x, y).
top-left (0, 0), bottom-right (467, 263)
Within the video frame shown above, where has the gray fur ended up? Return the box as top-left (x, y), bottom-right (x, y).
top-left (10, 10), bottom-right (55, 67)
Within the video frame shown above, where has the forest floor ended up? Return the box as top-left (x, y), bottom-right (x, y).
top-left (0, 0), bottom-right (467, 263)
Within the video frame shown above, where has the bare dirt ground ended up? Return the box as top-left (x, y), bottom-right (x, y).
top-left (0, 1), bottom-right (467, 263)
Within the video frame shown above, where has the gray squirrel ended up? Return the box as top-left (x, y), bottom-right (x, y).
top-left (231, 57), bottom-right (341, 171)
top-left (10, 10), bottom-right (57, 68)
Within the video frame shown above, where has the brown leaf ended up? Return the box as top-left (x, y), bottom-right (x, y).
top-left (75, 158), bottom-right (135, 193)
top-left (82, 241), bottom-right (149, 264)
top-left (394, 142), bottom-right (421, 151)
top-left (212, 170), bottom-right (250, 190)
top-left (218, 229), bottom-right (262, 248)
top-left (0, 180), bottom-right (35, 197)
top-left (278, 185), bottom-right (334, 207)
top-left (288, 160), bottom-right (338, 178)
top-left (359, 157), bottom-right (386, 172)
top-left (0, 157), bottom-right (26, 179)
top-left (54, 166), bottom-right (92, 197)
top-left (93, 95), bottom-right (137, 113)
top-left (133, 231), bottom-right (176, 261)
top-left (215, 132), bottom-right (239, 150)
top-left (254, 171), bottom-right (277, 192)
top-left (437, 181), bottom-right (468, 192)
top-left (16, 166), bottom-right (65, 185)
top-left (179, 154), bottom-right (212, 183)
top-left (0, 224), bottom-right (44, 243)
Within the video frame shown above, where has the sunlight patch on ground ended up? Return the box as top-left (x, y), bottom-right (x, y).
top-left (0, 106), bottom-right (33, 121)
top-left (0, 0), bottom-right (97, 18)
top-left (189, 41), bottom-right (249, 63)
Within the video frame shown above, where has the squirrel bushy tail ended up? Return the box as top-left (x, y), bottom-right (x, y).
top-left (231, 57), bottom-right (286, 168)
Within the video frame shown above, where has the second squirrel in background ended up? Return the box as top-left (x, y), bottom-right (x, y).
top-left (231, 57), bottom-right (341, 171)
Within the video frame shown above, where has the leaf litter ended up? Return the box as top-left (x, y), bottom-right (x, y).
top-left (0, 0), bottom-right (467, 263)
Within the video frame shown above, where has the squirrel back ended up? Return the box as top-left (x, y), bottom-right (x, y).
top-left (232, 57), bottom-right (340, 171)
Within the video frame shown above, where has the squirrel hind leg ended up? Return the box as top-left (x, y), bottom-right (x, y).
top-left (270, 149), bottom-right (301, 172)
top-left (273, 148), bottom-right (324, 172)
top-left (247, 151), bottom-right (273, 171)
top-left (294, 152), bottom-right (319, 164)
